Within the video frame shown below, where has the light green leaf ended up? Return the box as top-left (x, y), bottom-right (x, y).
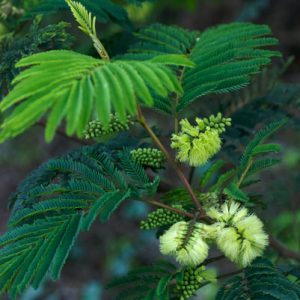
top-left (0, 50), bottom-right (183, 143)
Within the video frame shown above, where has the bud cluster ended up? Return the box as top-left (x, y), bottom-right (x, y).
top-left (158, 202), bottom-right (268, 268)
top-left (140, 206), bottom-right (185, 230)
top-left (83, 115), bottom-right (133, 139)
top-left (131, 148), bottom-right (165, 169)
top-left (176, 266), bottom-right (216, 300)
top-left (202, 113), bottom-right (232, 134)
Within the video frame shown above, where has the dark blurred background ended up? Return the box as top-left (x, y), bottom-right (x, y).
top-left (1, 0), bottom-right (300, 299)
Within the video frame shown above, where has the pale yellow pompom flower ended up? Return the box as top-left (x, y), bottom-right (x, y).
top-left (160, 221), bottom-right (187, 255)
top-left (176, 236), bottom-right (209, 266)
top-left (208, 201), bottom-right (269, 267)
top-left (216, 226), bottom-right (241, 262)
top-left (189, 130), bottom-right (221, 166)
top-left (234, 214), bottom-right (269, 266)
top-left (171, 118), bottom-right (222, 167)
top-left (207, 201), bottom-right (248, 223)
top-left (159, 221), bottom-right (212, 267)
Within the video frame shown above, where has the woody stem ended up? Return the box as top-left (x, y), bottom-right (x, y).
top-left (137, 106), bottom-right (207, 217)
top-left (146, 200), bottom-right (194, 218)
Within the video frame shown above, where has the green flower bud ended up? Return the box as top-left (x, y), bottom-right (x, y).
top-left (176, 266), bottom-right (216, 299)
top-left (207, 201), bottom-right (268, 267)
top-left (83, 114), bottom-right (133, 139)
top-left (131, 148), bottom-right (165, 169)
top-left (140, 206), bottom-right (185, 230)
top-left (202, 113), bottom-right (231, 134)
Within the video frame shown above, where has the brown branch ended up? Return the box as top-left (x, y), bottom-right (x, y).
top-left (269, 235), bottom-right (300, 262)
top-left (136, 106), bottom-right (208, 219)
top-left (146, 200), bottom-right (194, 219)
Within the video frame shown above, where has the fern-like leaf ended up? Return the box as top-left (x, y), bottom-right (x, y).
top-left (120, 23), bottom-right (198, 61)
top-left (66, 0), bottom-right (96, 36)
top-left (108, 261), bottom-right (176, 299)
top-left (224, 182), bottom-right (250, 203)
top-left (118, 23), bottom-right (198, 114)
top-left (209, 169), bottom-right (236, 192)
top-left (82, 190), bottom-right (130, 230)
top-left (65, 0), bottom-right (111, 59)
top-left (120, 22), bottom-right (280, 112)
top-left (0, 214), bottom-right (82, 298)
top-left (251, 143), bottom-right (282, 156)
top-left (0, 144), bottom-right (158, 297)
top-left (179, 23), bottom-right (281, 110)
top-left (200, 160), bottom-right (226, 189)
top-left (247, 157), bottom-right (281, 177)
top-left (239, 119), bottom-right (286, 175)
top-left (0, 50), bottom-right (189, 142)
top-left (0, 21), bottom-right (72, 98)
top-left (217, 258), bottom-right (300, 300)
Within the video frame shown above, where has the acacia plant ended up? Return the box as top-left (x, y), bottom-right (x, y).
top-left (0, 0), bottom-right (300, 299)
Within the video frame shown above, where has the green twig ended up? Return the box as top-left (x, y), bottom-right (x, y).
top-left (237, 158), bottom-right (253, 187)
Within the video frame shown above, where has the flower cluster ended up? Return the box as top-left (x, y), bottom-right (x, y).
top-left (159, 221), bottom-right (217, 267)
top-left (158, 202), bottom-right (268, 268)
top-left (207, 201), bottom-right (268, 267)
top-left (175, 266), bottom-right (216, 300)
top-left (131, 148), bottom-right (165, 169)
top-left (171, 114), bottom-right (230, 167)
top-left (83, 114), bottom-right (133, 139)
top-left (140, 206), bottom-right (185, 230)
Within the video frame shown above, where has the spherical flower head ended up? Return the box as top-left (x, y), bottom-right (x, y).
top-left (208, 201), bottom-right (269, 267)
top-left (207, 201), bottom-right (248, 223)
top-left (171, 119), bottom-right (222, 167)
top-left (160, 221), bottom-right (187, 255)
top-left (189, 130), bottom-right (221, 166)
top-left (215, 226), bottom-right (242, 263)
top-left (176, 231), bottom-right (209, 267)
top-left (171, 134), bottom-right (192, 162)
top-left (159, 221), bottom-right (210, 267)
top-left (235, 214), bottom-right (268, 266)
